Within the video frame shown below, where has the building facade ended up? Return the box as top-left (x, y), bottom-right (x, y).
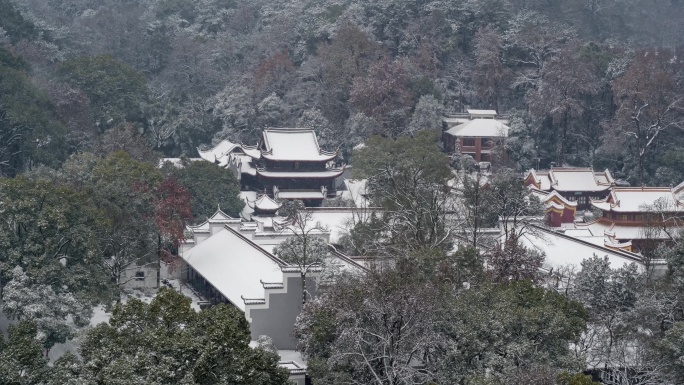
top-left (442, 109), bottom-right (509, 162)
top-left (580, 186), bottom-right (684, 252)
top-left (198, 128), bottom-right (343, 206)
top-left (524, 167), bottom-right (614, 210)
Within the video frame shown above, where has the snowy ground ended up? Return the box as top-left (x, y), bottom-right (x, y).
top-left (1, 279), bottom-right (206, 363)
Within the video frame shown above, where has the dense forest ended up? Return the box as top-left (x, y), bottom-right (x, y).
top-left (2, 1), bottom-right (684, 384)
top-left (0, 0), bottom-right (683, 183)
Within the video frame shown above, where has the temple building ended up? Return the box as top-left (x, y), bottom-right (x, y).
top-left (528, 188), bottom-right (578, 227)
top-left (524, 167), bottom-right (615, 210)
top-left (442, 109), bottom-right (509, 162)
top-left (573, 185), bottom-right (684, 251)
top-left (199, 128), bottom-right (343, 206)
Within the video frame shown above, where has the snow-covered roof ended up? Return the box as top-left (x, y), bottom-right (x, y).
top-left (528, 186), bottom-right (549, 201)
top-left (300, 208), bottom-right (374, 244)
top-left (261, 128), bottom-right (337, 162)
top-left (516, 226), bottom-right (642, 270)
top-left (575, 220), bottom-right (677, 240)
top-left (548, 168), bottom-right (612, 192)
top-left (674, 180), bottom-right (684, 198)
top-left (592, 187), bottom-right (684, 213)
top-left (198, 139), bottom-right (261, 163)
top-left (209, 209), bottom-right (240, 223)
top-left (467, 109), bottom-right (497, 117)
top-left (341, 179), bottom-right (369, 208)
top-left (526, 168), bottom-right (613, 192)
top-left (525, 169), bottom-right (553, 191)
top-left (188, 221), bottom-right (210, 233)
top-left (181, 226), bottom-right (286, 311)
top-left (444, 119), bottom-right (509, 138)
top-left (563, 228), bottom-right (594, 237)
top-left (542, 190), bottom-right (578, 208)
top-left (253, 194), bottom-right (281, 211)
top-left (276, 191), bottom-right (326, 200)
top-left (239, 191), bottom-right (258, 220)
top-left (256, 169), bottom-right (344, 179)
top-left (594, 169), bottom-right (615, 185)
top-left (277, 351), bottom-right (307, 376)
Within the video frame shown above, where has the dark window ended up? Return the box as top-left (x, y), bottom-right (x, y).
top-left (462, 138), bottom-right (476, 147)
top-left (482, 138), bottom-right (493, 148)
top-left (480, 153), bottom-right (490, 161)
top-left (135, 271), bottom-right (145, 280)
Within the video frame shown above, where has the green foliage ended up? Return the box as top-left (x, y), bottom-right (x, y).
top-left (164, 159), bottom-right (243, 222)
top-left (440, 281), bottom-right (588, 383)
top-left (0, 176), bottom-right (108, 302)
top-left (0, 50), bottom-right (67, 176)
top-left (0, 47), bottom-right (30, 71)
top-left (2, 266), bottom-right (92, 352)
top-left (485, 235), bottom-right (545, 283)
top-left (77, 288), bottom-right (289, 385)
top-left (0, 0), bottom-right (38, 43)
top-left (296, 261), bottom-right (588, 384)
top-left (0, 321), bottom-right (49, 384)
top-left (60, 55), bottom-right (148, 129)
top-left (570, 256), bottom-right (641, 319)
top-left (353, 130), bottom-right (453, 252)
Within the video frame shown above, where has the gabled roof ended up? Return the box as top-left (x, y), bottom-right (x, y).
top-left (252, 194), bottom-right (281, 212)
top-left (181, 226), bottom-right (287, 311)
top-left (592, 187), bottom-right (684, 213)
top-left (542, 190), bottom-right (578, 209)
top-left (467, 109), bottom-right (497, 116)
top-left (525, 169), bottom-right (552, 191)
top-left (515, 225), bottom-right (643, 270)
top-left (444, 119), bottom-right (509, 138)
top-left (198, 140), bottom-right (261, 163)
top-left (673, 181), bottom-right (684, 200)
top-left (594, 168), bottom-right (615, 185)
top-left (261, 128), bottom-right (337, 162)
top-left (545, 168), bottom-right (613, 192)
top-left (576, 219), bottom-right (676, 240)
top-left (209, 209), bottom-right (240, 222)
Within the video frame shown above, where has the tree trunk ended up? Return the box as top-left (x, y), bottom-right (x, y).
top-left (472, 174), bottom-right (480, 248)
top-left (638, 153), bottom-right (645, 186)
top-left (157, 233), bottom-right (161, 288)
top-left (301, 273), bottom-right (307, 305)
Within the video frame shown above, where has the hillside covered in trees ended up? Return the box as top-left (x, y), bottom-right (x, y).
top-left (3, 1), bottom-right (684, 384)
top-left (0, 0), bottom-right (683, 184)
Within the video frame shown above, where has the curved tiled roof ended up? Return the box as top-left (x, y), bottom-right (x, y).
top-left (261, 128), bottom-right (338, 162)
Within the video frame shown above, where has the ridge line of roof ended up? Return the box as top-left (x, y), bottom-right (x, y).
top-left (531, 224), bottom-right (642, 263)
top-left (222, 225), bottom-right (289, 266)
top-left (327, 244), bottom-right (369, 272)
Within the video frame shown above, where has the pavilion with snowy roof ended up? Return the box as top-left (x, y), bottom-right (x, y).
top-left (571, 186), bottom-right (684, 251)
top-left (442, 109), bottom-right (510, 162)
top-left (524, 167), bottom-right (615, 210)
top-left (198, 128), bottom-right (343, 206)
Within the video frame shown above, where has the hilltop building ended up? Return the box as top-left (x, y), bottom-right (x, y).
top-left (525, 167), bottom-right (615, 210)
top-left (442, 109), bottom-right (510, 162)
top-left (198, 128), bottom-right (343, 205)
top-left (573, 185), bottom-right (684, 251)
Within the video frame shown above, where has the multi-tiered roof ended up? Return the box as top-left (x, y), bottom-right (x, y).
top-left (198, 128), bottom-right (343, 204)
